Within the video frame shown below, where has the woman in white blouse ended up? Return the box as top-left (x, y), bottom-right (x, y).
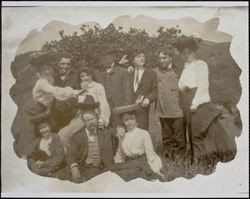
top-left (176, 37), bottom-right (237, 173)
top-left (111, 104), bottom-right (166, 182)
top-left (12, 54), bottom-right (82, 158)
top-left (58, 66), bottom-right (111, 153)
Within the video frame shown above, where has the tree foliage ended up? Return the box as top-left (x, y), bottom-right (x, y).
top-left (41, 23), bottom-right (191, 69)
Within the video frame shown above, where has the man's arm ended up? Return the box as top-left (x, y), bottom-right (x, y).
top-left (122, 69), bottom-right (132, 105)
top-left (66, 132), bottom-right (81, 168)
top-left (145, 70), bottom-right (158, 102)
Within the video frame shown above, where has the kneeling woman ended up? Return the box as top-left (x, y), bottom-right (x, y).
top-left (111, 104), bottom-right (166, 182)
top-left (26, 113), bottom-right (65, 177)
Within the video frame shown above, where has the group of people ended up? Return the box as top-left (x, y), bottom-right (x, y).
top-left (12, 37), bottom-right (240, 183)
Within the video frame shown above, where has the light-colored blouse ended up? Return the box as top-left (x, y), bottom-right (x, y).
top-left (39, 137), bottom-right (52, 156)
top-left (32, 78), bottom-right (79, 107)
top-left (114, 127), bottom-right (163, 174)
top-left (79, 81), bottom-right (111, 127)
top-left (178, 59), bottom-right (211, 108)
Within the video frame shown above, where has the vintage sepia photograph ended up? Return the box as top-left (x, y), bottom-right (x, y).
top-left (1, 1), bottom-right (249, 198)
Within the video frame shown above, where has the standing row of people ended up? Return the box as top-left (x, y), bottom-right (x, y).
top-left (11, 37), bottom-right (240, 182)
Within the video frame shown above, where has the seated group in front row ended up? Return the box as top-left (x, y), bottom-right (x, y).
top-left (26, 95), bottom-right (165, 183)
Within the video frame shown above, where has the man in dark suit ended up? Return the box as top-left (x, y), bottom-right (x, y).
top-left (128, 48), bottom-right (157, 130)
top-left (94, 48), bottom-right (132, 127)
top-left (66, 108), bottom-right (114, 183)
top-left (51, 53), bottom-right (79, 129)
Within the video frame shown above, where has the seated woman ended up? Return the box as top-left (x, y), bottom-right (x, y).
top-left (26, 112), bottom-right (64, 177)
top-left (58, 65), bottom-right (111, 154)
top-left (111, 104), bottom-right (166, 182)
top-left (12, 51), bottom-right (83, 158)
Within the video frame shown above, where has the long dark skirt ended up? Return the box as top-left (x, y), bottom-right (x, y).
top-left (11, 98), bottom-right (47, 158)
top-left (111, 156), bottom-right (158, 182)
top-left (182, 89), bottom-right (238, 170)
top-left (27, 150), bottom-right (64, 177)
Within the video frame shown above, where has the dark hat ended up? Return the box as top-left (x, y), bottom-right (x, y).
top-left (30, 49), bottom-right (59, 70)
top-left (113, 103), bottom-right (140, 116)
top-left (78, 95), bottom-right (99, 110)
top-left (173, 35), bottom-right (200, 52)
top-left (101, 46), bottom-right (125, 57)
top-left (30, 112), bottom-right (52, 125)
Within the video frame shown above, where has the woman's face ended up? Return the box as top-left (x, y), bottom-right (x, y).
top-left (38, 123), bottom-right (52, 140)
top-left (80, 72), bottom-right (92, 83)
top-left (122, 113), bottom-right (137, 130)
top-left (181, 48), bottom-right (195, 63)
top-left (38, 67), bottom-right (54, 83)
top-left (133, 53), bottom-right (145, 67)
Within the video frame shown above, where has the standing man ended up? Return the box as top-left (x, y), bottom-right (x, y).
top-left (94, 48), bottom-right (132, 127)
top-left (155, 47), bottom-right (185, 160)
top-left (51, 52), bottom-right (79, 129)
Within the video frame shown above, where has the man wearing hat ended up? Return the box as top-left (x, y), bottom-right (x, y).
top-left (155, 47), bottom-right (186, 160)
top-left (25, 112), bottom-right (65, 177)
top-left (94, 47), bottom-right (132, 127)
top-left (65, 95), bottom-right (115, 183)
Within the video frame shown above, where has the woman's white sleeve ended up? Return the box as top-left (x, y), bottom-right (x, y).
top-left (38, 79), bottom-right (79, 100)
top-left (192, 61), bottom-right (211, 107)
top-left (96, 84), bottom-right (111, 127)
top-left (143, 131), bottom-right (163, 174)
top-left (114, 139), bottom-right (126, 163)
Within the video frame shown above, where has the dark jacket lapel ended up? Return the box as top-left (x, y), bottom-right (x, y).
top-left (135, 69), bottom-right (148, 95)
top-left (97, 129), bottom-right (105, 155)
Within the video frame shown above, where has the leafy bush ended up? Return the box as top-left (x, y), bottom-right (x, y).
top-left (41, 23), bottom-right (186, 69)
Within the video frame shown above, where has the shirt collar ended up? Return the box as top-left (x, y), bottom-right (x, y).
top-left (60, 70), bottom-right (71, 80)
top-left (86, 128), bottom-right (97, 142)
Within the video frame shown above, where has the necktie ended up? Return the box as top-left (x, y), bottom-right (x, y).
top-left (134, 69), bottom-right (139, 92)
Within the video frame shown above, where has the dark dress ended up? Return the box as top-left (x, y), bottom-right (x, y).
top-left (11, 97), bottom-right (47, 158)
top-left (111, 155), bottom-right (159, 182)
top-left (26, 134), bottom-right (65, 177)
top-left (182, 88), bottom-right (238, 172)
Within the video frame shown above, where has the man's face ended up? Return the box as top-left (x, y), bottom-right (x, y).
top-left (100, 55), bottom-right (114, 69)
top-left (122, 113), bottom-right (137, 130)
top-left (38, 123), bottom-right (52, 139)
top-left (82, 112), bottom-right (98, 131)
top-left (59, 57), bottom-right (71, 75)
top-left (159, 52), bottom-right (172, 68)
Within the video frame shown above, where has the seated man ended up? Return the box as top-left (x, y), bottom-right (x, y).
top-left (25, 112), bottom-right (65, 177)
top-left (111, 104), bottom-right (166, 182)
top-left (66, 101), bottom-right (115, 183)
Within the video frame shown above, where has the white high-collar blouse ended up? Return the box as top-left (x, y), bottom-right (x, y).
top-left (178, 59), bottom-right (211, 108)
top-left (114, 127), bottom-right (163, 174)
